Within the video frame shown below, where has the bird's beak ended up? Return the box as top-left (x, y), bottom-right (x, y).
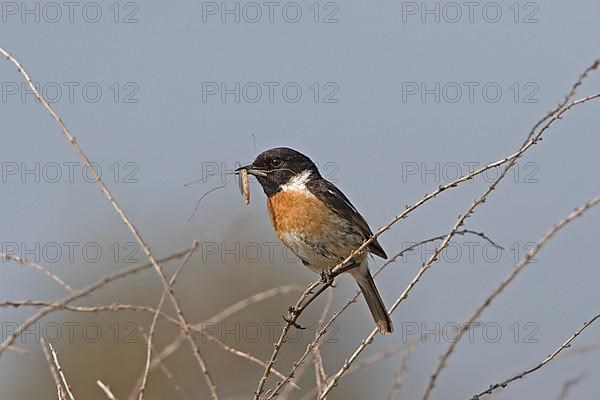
top-left (235, 164), bottom-right (267, 177)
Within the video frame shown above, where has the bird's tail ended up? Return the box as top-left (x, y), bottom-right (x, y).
top-left (350, 265), bottom-right (393, 335)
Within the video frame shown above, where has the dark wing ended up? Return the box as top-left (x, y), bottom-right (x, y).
top-left (307, 179), bottom-right (387, 259)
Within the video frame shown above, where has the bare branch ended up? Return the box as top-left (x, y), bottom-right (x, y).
top-left (0, 47), bottom-right (218, 399)
top-left (300, 338), bottom-right (420, 400)
top-left (41, 338), bottom-right (67, 400)
top-left (314, 289), bottom-right (333, 398)
top-left (255, 61), bottom-right (600, 396)
top-left (0, 245), bottom-right (195, 355)
top-left (387, 338), bottom-right (419, 400)
top-left (144, 285), bottom-right (303, 384)
top-left (1, 253), bottom-right (73, 292)
top-left (1, 44), bottom-right (598, 400)
top-left (529, 59), bottom-right (599, 137)
top-left (97, 380), bottom-right (119, 400)
top-left (133, 330), bottom-right (186, 400)
top-left (265, 231), bottom-right (499, 397)
top-left (0, 301), bottom-right (182, 328)
top-left (253, 280), bottom-right (323, 399)
top-left (318, 89), bottom-right (600, 398)
top-left (137, 242), bottom-right (199, 399)
top-left (423, 195), bottom-right (600, 399)
top-left (43, 339), bottom-right (76, 400)
top-left (206, 285), bottom-right (304, 323)
top-left (472, 314), bottom-right (600, 399)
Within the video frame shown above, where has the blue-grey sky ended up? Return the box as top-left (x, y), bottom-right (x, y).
top-left (1, 1), bottom-right (599, 399)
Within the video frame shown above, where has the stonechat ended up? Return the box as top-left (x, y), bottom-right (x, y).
top-left (237, 147), bottom-right (393, 334)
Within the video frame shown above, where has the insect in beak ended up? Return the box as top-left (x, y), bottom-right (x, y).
top-left (236, 168), bottom-right (250, 205)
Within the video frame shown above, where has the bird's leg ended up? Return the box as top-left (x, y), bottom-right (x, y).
top-left (320, 269), bottom-right (336, 287)
top-left (320, 259), bottom-right (359, 285)
top-left (295, 260), bottom-right (359, 317)
top-left (283, 259), bottom-right (359, 330)
top-left (283, 306), bottom-right (305, 330)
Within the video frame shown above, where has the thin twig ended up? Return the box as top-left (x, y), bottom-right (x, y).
top-left (0, 297), bottom-right (294, 391)
top-left (44, 339), bottom-right (76, 400)
top-left (97, 380), bottom-right (119, 400)
top-left (471, 314), bottom-right (600, 399)
top-left (0, 260), bottom-right (299, 395)
top-left (529, 59), bottom-right (599, 137)
top-left (318, 91), bottom-right (600, 398)
top-left (1, 253), bottom-right (74, 292)
top-left (1, 289), bottom-right (302, 382)
top-left (423, 195), bottom-right (600, 399)
top-left (206, 285), bottom-right (304, 323)
top-left (137, 330), bottom-right (186, 400)
top-left (41, 337), bottom-right (66, 400)
top-left (254, 280), bottom-right (323, 399)
top-left (300, 341), bottom-right (413, 400)
top-left (255, 76), bottom-right (600, 397)
top-left (314, 289), bottom-right (333, 398)
top-left (0, 47), bottom-right (218, 399)
top-left (137, 242), bottom-right (199, 399)
top-left (387, 338), bottom-right (419, 400)
top-left (0, 301), bottom-right (182, 327)
top-left (0, 245), bottom-right (195, 355)
top-left (346, 344), bottom-right (405, 375)
top-left (265, 231), bottom-right (499, 398)
top-left (0, 294), bottom-right (299, 391)
top-left (145, 285), bottom-right (303, 381)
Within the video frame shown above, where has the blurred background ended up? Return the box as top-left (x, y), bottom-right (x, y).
top-left (1, 0), bottom-right (599, 398)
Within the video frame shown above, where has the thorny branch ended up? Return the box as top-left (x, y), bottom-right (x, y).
top-left (423, 195), bottom-right (600, 399)
top-left (472, 314), bottom-right (600, 399)
top-left (1, 47), bottom-right (599, 400)
top-left (0, 47), bottom-right (218, 399)
top-left (263, 230), bottom-right (501, 398)
top-left (256, 58), bottom-right (600, 398)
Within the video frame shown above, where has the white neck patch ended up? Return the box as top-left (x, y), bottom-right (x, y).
top-left (281, 170), bottom-right (311, 192)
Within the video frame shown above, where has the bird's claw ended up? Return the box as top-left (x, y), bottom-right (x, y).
top-left (320, 269), bottom-right (336, 287)
top-left (282, 313), bottom-right (305, 330)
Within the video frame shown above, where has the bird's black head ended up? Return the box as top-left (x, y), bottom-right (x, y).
top-left (237, 147), bottom-right (320, 197)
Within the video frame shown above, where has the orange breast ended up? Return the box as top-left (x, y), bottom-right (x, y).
top-left (267, 189), bottom-right (367, 269)
top-left (267, 190), bottom-right (331, 241)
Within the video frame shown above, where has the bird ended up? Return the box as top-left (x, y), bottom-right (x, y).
top-left (236, 147), bottom-right (393, 334)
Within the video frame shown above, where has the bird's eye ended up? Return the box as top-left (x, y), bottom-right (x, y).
top-left (271, 158), bottom-right (282, 167)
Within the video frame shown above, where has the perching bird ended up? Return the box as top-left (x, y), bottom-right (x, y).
top-left (236, 147), bottom-right (393, 334)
